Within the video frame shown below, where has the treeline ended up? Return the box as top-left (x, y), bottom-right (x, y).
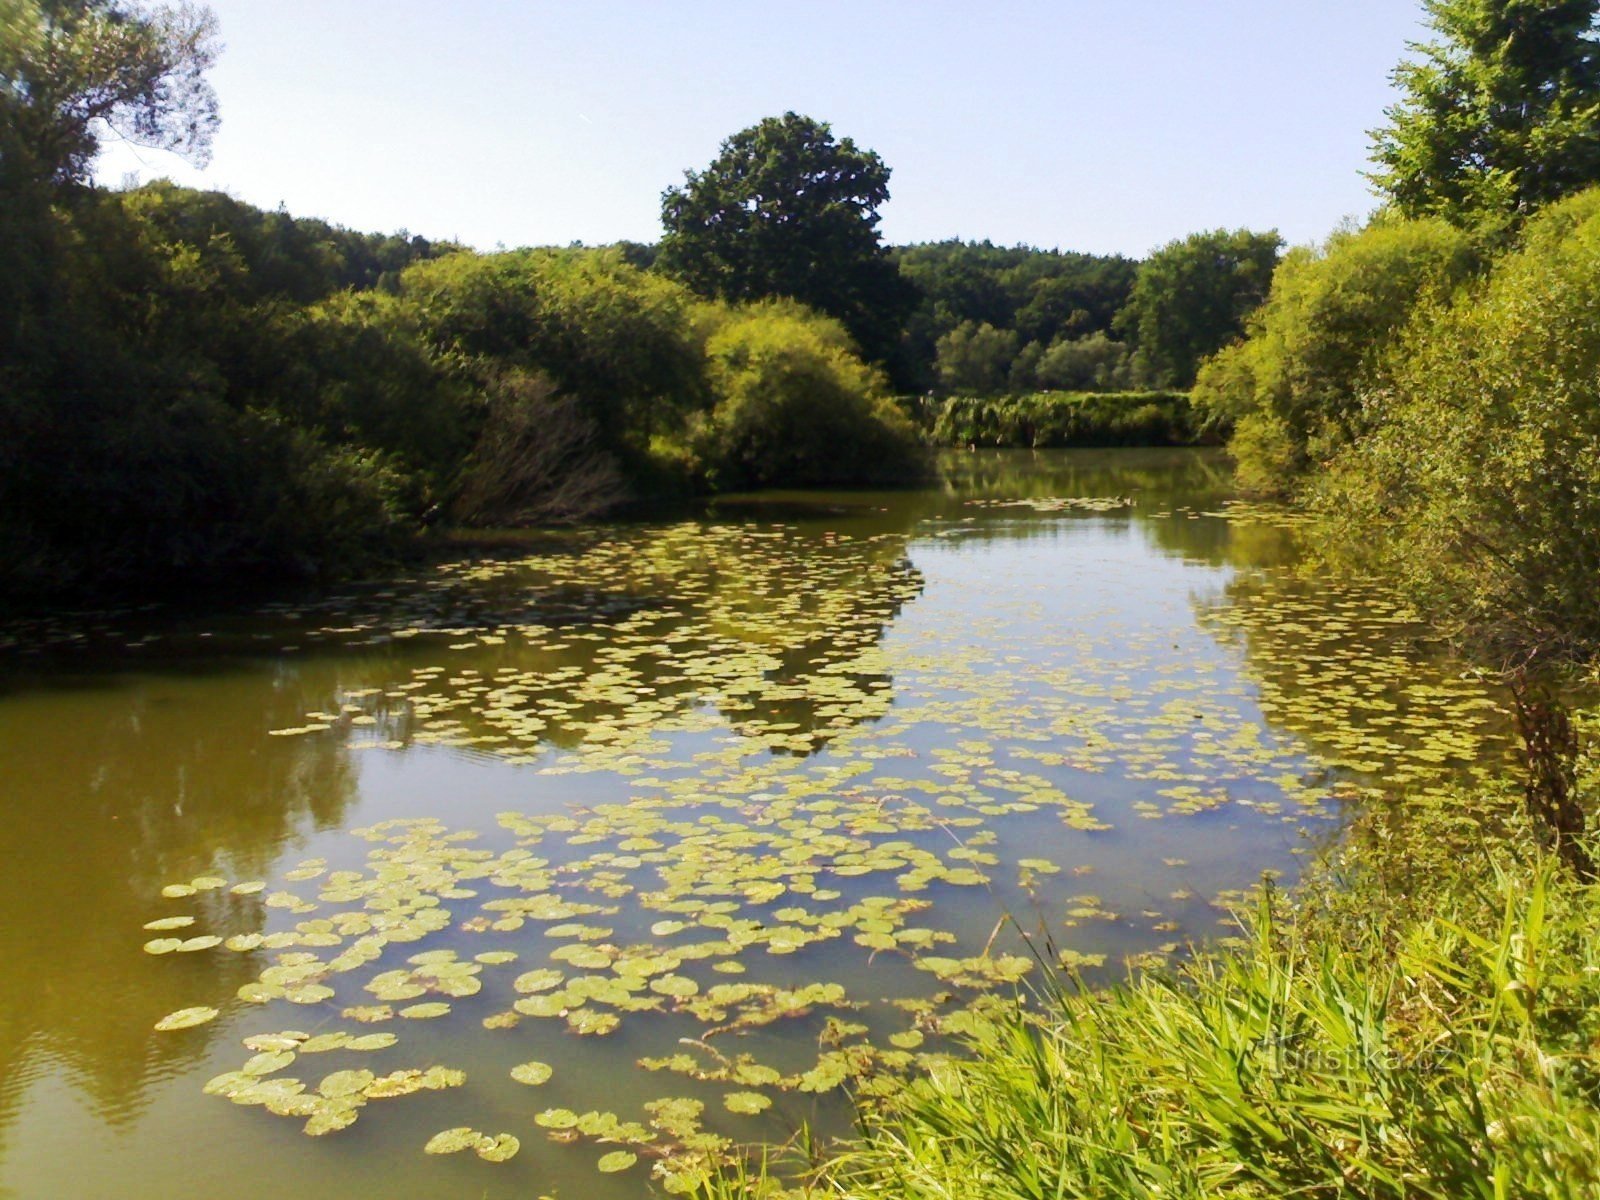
top-left (0, 180), bottom-right (926, 598)
top-left (0, 3), bottom-right (1280, 602)
top-left (893, 229), bottom-right (1281, 398)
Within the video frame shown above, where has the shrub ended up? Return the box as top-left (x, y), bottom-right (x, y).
top-left (692, 301), bottom-right (926, 489)
top-left (1319, 187), bottom-right (1600, 661)
top-left (1195, 217), bottom-right (1476, 494)
top-left (929, 391), bottom-right (1198, 448)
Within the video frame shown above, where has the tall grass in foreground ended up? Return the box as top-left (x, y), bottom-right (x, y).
top-left (699, 821), bottom-right (1600, 1199)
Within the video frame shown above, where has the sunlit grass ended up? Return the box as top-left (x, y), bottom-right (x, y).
top-left (699, 806), bottom-right (1600, 1199)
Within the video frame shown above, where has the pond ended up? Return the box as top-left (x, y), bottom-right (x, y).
top-left (0, 449), bottom-right (1513, 1199)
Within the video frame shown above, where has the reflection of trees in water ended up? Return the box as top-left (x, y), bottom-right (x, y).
top-left (933, 446), bottom-right (1235, 508)
top-left (1194, 552), bottom-right (1518, 819)
top-left (283, 517), bottom-right (928, 759)
top-left (0, 672), bottom-right (358, 1143)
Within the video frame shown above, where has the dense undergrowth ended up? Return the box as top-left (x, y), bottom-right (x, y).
top-left (0, 185), bottom-right (931, 603)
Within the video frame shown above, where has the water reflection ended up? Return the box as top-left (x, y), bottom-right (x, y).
top-left (0, 674), bottom-right (357, 1147)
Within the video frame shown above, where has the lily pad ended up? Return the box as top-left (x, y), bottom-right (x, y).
top-left (154, 1006), bottom-right (219, 1032)
top-left (475, 1133), bottom-right (520, 1162)
top-left (510, 1061), bottom-right (553, 1086)
top-left (424, 1126), bottom-right (479, 1155)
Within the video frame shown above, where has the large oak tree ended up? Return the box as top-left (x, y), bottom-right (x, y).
top-left (658, 112), bottom-right (915, 370)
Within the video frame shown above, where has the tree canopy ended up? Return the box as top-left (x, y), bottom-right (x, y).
top-left (0, 0), bottom-right (219, 190)
top-left (1369, 0), bottom-right (1600, 225)
top-left (657, 112), bottom-right (915, 368)
top-left (1117, 228), bottom-right (1282, 388)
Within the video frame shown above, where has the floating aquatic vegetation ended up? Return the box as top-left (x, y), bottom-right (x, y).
top-left (153, 1006), bottom-right (218, 1031)
top-left (126, 482), bottom-right (1514, 1189)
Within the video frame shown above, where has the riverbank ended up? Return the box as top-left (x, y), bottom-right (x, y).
top-left (703, 741), bottom-right (1600, 1199)
top-left (924, 391), bottom-right (1202, 449)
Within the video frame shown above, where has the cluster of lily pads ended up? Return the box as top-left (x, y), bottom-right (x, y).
top-left (141, 504), bottom-right (1511, 1192)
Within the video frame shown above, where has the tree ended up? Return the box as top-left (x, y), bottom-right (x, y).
top-left (658, 112), bottom-right (915, 369)
top-left (934, 320), bottom-right (1018, 395)
top-left (1117, 228), bottom-right (1282, 388)
top-left (691, 300), bottom-right (925, 489)
top-left (1369, 0), bottom-right (1600, 225)
top-left (0, 0), bottom-right (219, 189)
top-left (1192, 215), bottom-right (1475, 492)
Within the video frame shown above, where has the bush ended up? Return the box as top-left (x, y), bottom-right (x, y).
top-left (691, 301), bottom-right (927, 489)
top-left (396, 247), bottom-right (707, 456)
top-left (450, 369), bottom-right (625, 525)
top-left (1319, 188), bottom-right (1600, 660)
top-left (928, 391), bottom-right (1199, 448)
top-left (1194, 217), bottom-right (1476, 494)
top-left (1031, 331), bottom-right (1136, 392)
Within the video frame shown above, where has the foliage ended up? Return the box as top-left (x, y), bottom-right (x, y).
top-left (700, 771), bottom-right (1600, 1199)
top-left (395, 247), bottom-right (708, 457)
top-left (1118, 228), bottom-right (1282, 388)
top-left (658, 112), bottom-right (915, 369)
top-left (1193, 216), bottom-right (1477, 493)
top-left (0, 186), bottom-right (428, 597)
top-left (894, 240), bottom-right (1138, 393)
top-left (0, 0), bottom-right (218, 189)
top-left (449, 369), bottom-right (626, 526)
top-left (1369, 0), bottom-right (1600, 227)
top-left (1317, 188), bottom-right (1600, 662)
top-left (928, 391), bottom-right (1199, 449)
top-left (690, 301), bottom-right (927, 490)
top-left (1032, 330), bottom-right (1137, 392)
top-left (933, 320), bottom-right (1018, 396)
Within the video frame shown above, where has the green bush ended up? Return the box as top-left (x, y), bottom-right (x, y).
top-left (1319, 188), bottom-right (1600, 659)
top-left (1194, 217), bottom-right (1476, 494)
top-left (928, 391), bottom-right (1198, 448)
top-left (691, 301), bottom-right (927, 489)
top-left (396, 247), bottom-right (707, 456)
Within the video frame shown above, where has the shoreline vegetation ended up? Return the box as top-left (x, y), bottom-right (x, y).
top-left (8, 2), bottom-right (1600, 1197)
top-left (708, 3), bottom-right (1600, 1195)
top-left (922, 391), bottom-right (1201, 450)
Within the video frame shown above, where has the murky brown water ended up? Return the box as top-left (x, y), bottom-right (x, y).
top-left (0, 450), bottom-right (1511, 1199)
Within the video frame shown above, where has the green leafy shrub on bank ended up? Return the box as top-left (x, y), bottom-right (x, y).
top-left (689, 301), bottom-right (928, 490)
top-left (927, 391), bottom-right (1199, 449)
top-left (1193, 217), bottom-right (1476, 495)
top-left (1318, 189), bottom-right (1600, 657)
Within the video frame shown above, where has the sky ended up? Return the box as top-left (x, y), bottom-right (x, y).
top-left (94, 1), bottom-right (1431, 258)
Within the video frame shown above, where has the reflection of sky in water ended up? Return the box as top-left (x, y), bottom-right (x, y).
top-left (0, 451), bottom-right (1510, 1200)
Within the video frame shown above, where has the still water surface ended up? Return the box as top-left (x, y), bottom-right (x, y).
top-left (0, 450), bottom-right (1510, 1199)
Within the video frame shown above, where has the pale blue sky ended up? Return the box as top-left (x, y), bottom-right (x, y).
top-left (95, 1), bottom-right (1430, 256)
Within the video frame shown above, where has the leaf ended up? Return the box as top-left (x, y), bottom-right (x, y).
top-left (317, 1069), bottom-right (375, 1098)
top-left (154, 1006), bottom-right (219, 1031)
top-left (475, 1133), bottom-right (520, 1162)
top-left (424, 1126), bottom-right (479, 1155)
top-left (596, 1150), bottom-right (637, 1173)
top-left (399, 1002), bottom-right (450, 1019)
top-left (510, 1061), bottom-right (553, 1086)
